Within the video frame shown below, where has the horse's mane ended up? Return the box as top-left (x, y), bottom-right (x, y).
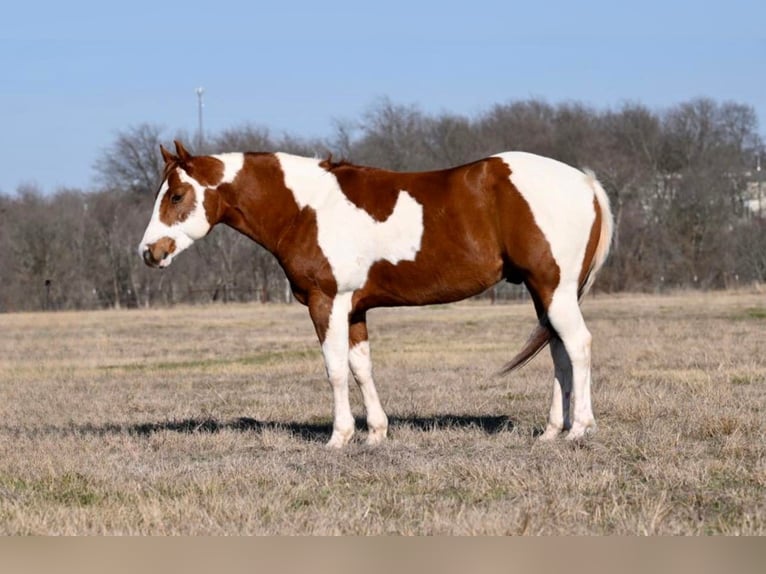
top-left (318, 154), bottom-right (351, 171)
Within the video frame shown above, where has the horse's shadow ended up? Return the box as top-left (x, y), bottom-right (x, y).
top-left (72, 414), bottom-right (515, 443)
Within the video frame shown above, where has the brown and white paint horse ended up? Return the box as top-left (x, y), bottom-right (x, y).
top-left (139, 141), bottom-right (613, 447)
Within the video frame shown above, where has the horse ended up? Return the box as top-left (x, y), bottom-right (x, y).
top-left (138, 141), bottom-right (613, 447)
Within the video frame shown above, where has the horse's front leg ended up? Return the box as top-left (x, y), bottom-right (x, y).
top-left (309, 292), bottom-right (355, 448)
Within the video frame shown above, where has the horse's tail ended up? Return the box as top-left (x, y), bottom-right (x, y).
top-left (500, 322), bottom-right (553, 374)
top-left (501, 170), bottom-right (614, 374)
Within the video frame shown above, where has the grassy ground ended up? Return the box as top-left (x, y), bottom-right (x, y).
top-left (0, 291), bottom-right (764, 535)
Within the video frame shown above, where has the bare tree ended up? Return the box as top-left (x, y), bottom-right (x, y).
top-left (476, 99), bottom-right (557, 158)
top-left (421, 114), bottom-right (483, 167)
top-left (213, 124), bottom-right (274, 153)
top-left (94, 123), bottom-right (167, 194)
top-left (348, 98), bottom-right (431, 170)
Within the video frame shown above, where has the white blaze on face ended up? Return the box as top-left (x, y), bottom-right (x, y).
top-left (275, 153), bottom-right (424, 292)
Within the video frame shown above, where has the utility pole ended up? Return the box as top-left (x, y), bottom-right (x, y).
top-left (195, 86), bottom-right (205, 151)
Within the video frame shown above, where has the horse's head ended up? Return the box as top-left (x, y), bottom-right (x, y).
top-left (138, 140), bottom-right (230, 268)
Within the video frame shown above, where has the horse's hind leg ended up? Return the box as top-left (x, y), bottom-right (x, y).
top-left (348, 312), bottom-right (388, 445)
top-left (540, 336), bottom-right (573, 440)
top-left (545, 286), bottom-right (595, 439)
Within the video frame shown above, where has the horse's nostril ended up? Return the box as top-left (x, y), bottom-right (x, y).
top-left (142, 249), bottom-right (154, 266)
top-left (162, 252), bottom-right (169, 260)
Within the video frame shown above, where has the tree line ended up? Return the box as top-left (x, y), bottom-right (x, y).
top-left (0, 97), bottom-right (763, 312)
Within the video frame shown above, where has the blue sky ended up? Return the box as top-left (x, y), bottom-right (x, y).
top-left (1, 0), bottom-right (764, 193)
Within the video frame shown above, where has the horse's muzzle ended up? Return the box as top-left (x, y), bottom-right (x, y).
top-left (142, 248), bottom-right (161, 268)
top-left (140, 237), bottom-right (176, 268)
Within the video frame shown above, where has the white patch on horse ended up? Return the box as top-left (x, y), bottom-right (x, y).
top-left (348, 340), bottom-right (388, 444)
top-left (322, 292), bottom-right (355, 448)
top-left (138, 179), bottom-right (174, 259)
top-left (494, 152), bottom-right (596, 289)
top-left (148, 180), bottom-right (169, 232)
top-left (213, 153), bottom-right (244, 184)
top-left (276, 153), bottom-right (424, 292)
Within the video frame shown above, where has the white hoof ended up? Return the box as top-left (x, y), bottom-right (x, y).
top-left (565, 421), bottom-right (596, 441)
top-left (325, 428), bottom-right (354, 448)
top-left (365, 426), bottom-right (388, 446)
top-left (539, 425), bottom-right (563, 441)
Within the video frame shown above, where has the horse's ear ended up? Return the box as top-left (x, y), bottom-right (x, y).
top-left (174, 140), bottom-right (192, 163)
top-left (160, 145), bottom-right (176, 165)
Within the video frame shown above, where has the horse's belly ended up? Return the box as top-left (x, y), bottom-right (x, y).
top-left (357, 252), bottom-right (503, 308)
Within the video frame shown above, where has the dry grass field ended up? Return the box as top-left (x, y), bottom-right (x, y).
top-left (0, 291), bottom-right (764, 535)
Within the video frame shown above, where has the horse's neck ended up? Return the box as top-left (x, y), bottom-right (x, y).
top-left (218, 154), bottom-right (304, 257)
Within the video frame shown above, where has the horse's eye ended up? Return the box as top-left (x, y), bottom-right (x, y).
top-left (170, 194), bottom-right (183, 204)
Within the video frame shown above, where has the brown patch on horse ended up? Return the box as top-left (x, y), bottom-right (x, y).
top-left (351, 161), bottom-right (503, 309)
top-left (202, 186), bottom-right (223, 227)
top-left (307, 293), bottom-right (333, 343)
top-left (577, 196), bottom-right (603, 299)
top-left (158, 171), bottom-right (196, 226)
top-left (320, 160), bottom-right (401, 222)
top-left (183, 155), bottom-right (225, 188)
top-left (349, 312), bottom-right (368, 348)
